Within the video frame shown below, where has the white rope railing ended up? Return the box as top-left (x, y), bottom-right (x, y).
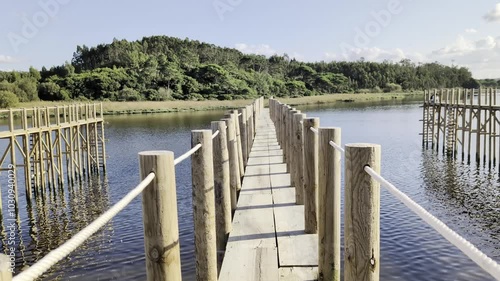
top-left (174, 144), bottom-right (202, 166)
top-left (364, 166), bottom-right (500, 280)
top-left (310, 127), bottom-right (318, 134)
top-left (212, 130), bottom-right (220, 140)
top-left (329, 141), bottom-right (345, 155)
top-left (13, 172), bottom-right (156, 281)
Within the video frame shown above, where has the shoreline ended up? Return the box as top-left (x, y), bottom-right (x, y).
top-left (14, 92), bottom-right (424, 116)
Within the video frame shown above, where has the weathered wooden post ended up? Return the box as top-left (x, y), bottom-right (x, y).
top-left (247, 104), bottom-right (255, 149)
top-left (303, 118), bottom-right (319, 230)
top-left (288, 109), bottom-right (299, 177)
top-left (222, 117), bottom-right (240, 212)
top-left (139, 150), bottom-right (182, 281)
top-left (282, 106), bottom-right (289, 166)
top-left (293, 113), bottom-right (306, 204)
top-left (0, 254), bottom-right (12, 281)
top-left (231, 111), bottom-right (244, 182)
top-left (238, 108), bottom-right (248, 167)
top-left (318, 128), bottom-right (341, 281)
top-left (191, 130), bottom-right (217, 281)
top-left (211, 121), bottom-right (232, 274)
top-left (344, 144), bottom-right (381, 281)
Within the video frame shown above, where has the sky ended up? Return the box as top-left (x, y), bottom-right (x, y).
top-left (1, 0), bottom-right (500, 78)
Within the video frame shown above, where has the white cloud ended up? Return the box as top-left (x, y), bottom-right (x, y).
top-left (0, 55), bottom-right (16, 64)
top-left (325, 34), bottom-right (500, 78)
top-left (325, 47), bottom-right (425, 63)
top-left (465, 28), bottom-right (478, 33)
top-left (235, 43), bottom-right (278, 57)
top-left (484, 3), bottom-right (500, 22)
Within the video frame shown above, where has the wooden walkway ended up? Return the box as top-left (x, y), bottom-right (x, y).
top-left (219, 109), bottom-right (318, 281)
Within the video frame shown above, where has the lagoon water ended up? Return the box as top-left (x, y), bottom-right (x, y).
top-left (1, 99), bottom-right (498, 280)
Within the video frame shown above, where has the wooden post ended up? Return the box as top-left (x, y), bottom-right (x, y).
top-left (303, 118), bottom-right (319, 232)
top-left (344, 144), bottom-right (381, 281)
top-left (8, 110), bottom-right (18, 202)
top-left (282, 106), bottom-right (289, 167)
top-left (477, 88), bottom-right (482, 163)
top-left (191, 130), bottom-right (217, 281)
top-left (293, 113), bottom-right (306, 206)
top-left (468, 89), bottom-right (473, 163)
top-left (318, 128), bottom-right (341, 281)
top-left (0, 254), bottom-right (12, 281)
top-left (288, 109), bottom-right (299, 178)
top-left (238, 108), bottom-right (248, 167)
top-left (211, 121), bottom-right (232, 274)
top-left (231, 111), bottom-right (245, 178)
top-left (139, 151), bottom-right (182, 281)
top-left (222, 117), bottom-right (240, 212)
top-left (246, 105), bottom-right (254, 154)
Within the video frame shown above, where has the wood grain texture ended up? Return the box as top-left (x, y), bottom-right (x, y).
top-left (302, 118), bottom-right (319, 233)
top-left (191, 130), bottom-right (217, 281)
top-left (211, 121), bottom-right (231, 274)
top-left (318, 128), bottom-right (341, 281)
top-left (292, 113), bottom-right (306, 205)
top-left (223, 117), bottom-right (241, 211)
top-left (139, 151), bottom-right (181, 281)
top-left (344, 144), bottom-right (381, 281)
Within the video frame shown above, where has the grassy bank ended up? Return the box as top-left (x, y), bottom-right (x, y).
top-left (17, 92), bottom-right (423, 115)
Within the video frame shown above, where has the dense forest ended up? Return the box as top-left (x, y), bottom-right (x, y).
top-left (0, 35), bottom-right (486, 107)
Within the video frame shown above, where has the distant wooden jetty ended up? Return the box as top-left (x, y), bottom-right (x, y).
top-left (422, 88), bottom-right (500, 165)
top-left (0, 104), bottom-right (106, 204)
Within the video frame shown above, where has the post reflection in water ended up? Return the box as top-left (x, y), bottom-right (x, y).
top-left (0, 173), bottom-right (112, 279)
top-left (420, 151), bottom-right (500, 258)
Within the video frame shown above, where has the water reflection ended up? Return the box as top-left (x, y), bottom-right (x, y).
top-left (421, 151), bottom-right (500, 259)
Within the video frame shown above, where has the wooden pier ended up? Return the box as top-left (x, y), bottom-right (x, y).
top-left (218, 107), bottom-right (318, 280)
top-left (0, 104), bottom-right (107, 204)
top-left (422, 88), bottom-right (500, 165)
top-left (4, 97), bottom-right (498, 281)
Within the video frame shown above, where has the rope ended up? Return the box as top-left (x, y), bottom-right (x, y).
top-left (212, 130), bottom-right (220, 140)
top-left (174, 144), bottom-right (202, 165)
top-left (310, 127), bottom-right (318, 134)
top-left (238, 113), bottom-right (242, 116)
top-left (364, 166), bottom-right (500, 280)
top-left (13, 173), bottom-right (156, 281)
top-left (328, 141), bottom-right (345, 155)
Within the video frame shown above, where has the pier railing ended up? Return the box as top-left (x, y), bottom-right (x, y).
top-left (269, 98), bottom-right (500, 281)
top-left (0, 97), bottom-right (264, 281)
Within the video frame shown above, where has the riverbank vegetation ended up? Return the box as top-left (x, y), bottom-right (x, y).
top-left (0, 35), bottom-right (480, 108)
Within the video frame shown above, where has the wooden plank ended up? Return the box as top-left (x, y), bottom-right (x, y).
top-left (279, 267), bottom-right (318, 281)
top-left (220, 246), bottom-right (279, 281)
top-left (274, 204), bottom-right (318, 267)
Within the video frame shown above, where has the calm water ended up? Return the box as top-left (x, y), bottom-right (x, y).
top-left (0, 99), bottom-right (498, 280)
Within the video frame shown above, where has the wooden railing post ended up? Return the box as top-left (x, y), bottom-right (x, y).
top-left (318, 128), bottom-right (341, 281)
top-left (191, 130), bottom-right (217, 281)
top-left (282, 106), bottom-right (290, 166)
top-left (293, 113), bottom-right (306, 205)
top-left (211, 121), bottom-right (231, 274)
top-left (139, 150), bottom-right (182, 281)
top-left (222, 117), bottom-right (240, 212)
top-left (230, 111), bottom-right (244, 182)
top-left (288, 109), bottom-right (299, 176)
top-left (344, 144), bottom-right (381, 281)
top-left (303, 118), bottom-right (319, 232)
top-left (247, 104), bottom-right (255, 149)
top-left (238, 108), bottom-right (248, 167)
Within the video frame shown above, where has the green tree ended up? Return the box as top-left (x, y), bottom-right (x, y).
top-left (0, 91), bottom-right (19, 108)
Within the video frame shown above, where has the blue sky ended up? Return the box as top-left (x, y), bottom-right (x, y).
top-left (1, 0), bottom-right (500, 78)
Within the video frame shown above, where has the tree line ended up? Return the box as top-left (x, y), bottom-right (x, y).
top-left (0, 35), bottom-right (485, 107)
